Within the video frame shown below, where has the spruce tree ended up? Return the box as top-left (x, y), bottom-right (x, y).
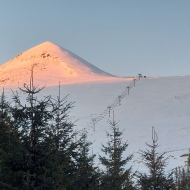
top-left (173, 151), bottom-right (190, 190)
top-left (0, 67), bottom-right (80, 189)
top-left (46, 83), bottom-right (79, 190)
top-left (99, 113), bottom-right (135, 190)
top-left (137, 127), bottom-right (174, 190)
top-left (70, 130), bottom-right (100, 190)
top-left (0, 89), bottom-right (18, 189)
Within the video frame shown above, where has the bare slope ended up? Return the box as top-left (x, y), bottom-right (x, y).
top-left (0, 41), bottom-right (120, 86)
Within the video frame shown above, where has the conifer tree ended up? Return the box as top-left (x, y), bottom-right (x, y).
top-left (173, 151), bottom-right (190, 190)
top-left (45, 82), bottom-right (79, 190)
top-left (99, 113), bottom-right (135, 190)
top-left (0, 89), bottom-right (19, 189)
top-left (137, 127), bottom-right (174, 190)
top-left (8, 69), bottom-right (53, 189)
top-left (0, 67), bottom-right (80, 189)
top-left (0, 89), bottom-right (10, 156)
top-left (70, 130), bottom-right (100, 190)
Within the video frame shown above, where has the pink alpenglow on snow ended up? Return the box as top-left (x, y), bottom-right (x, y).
top-left (0, 41), bottom-right (130, 87)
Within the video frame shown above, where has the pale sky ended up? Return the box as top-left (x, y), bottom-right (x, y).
top-left (1, 0), bottom-right (190, 77)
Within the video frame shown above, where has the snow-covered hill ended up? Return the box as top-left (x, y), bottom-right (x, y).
top-left (0, 41), bottom-right (124, 87)
top-left (1, 76), bottom-right (190, 172)
top-left (0, 41), bottom-right (189, 172)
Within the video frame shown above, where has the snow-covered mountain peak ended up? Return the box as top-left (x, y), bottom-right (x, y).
top-left (0, 41), bottom-right (124, 87)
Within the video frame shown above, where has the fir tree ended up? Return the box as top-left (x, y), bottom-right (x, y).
top-left (137, 127), bottom-right (174, 190)
top-left (0, 67), bottom-right (80, 189)
top-left (99, 113), bottom-right (135, 190)
top-left (70, 130), bottom-right (100, 190)
top-left (46, 83), bottom-right (79, 190)
top-left (0, 89), bottom-right (17, 189)
top-left (173, 151), bottom-right (190, 190)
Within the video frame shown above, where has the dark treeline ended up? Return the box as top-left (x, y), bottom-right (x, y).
top-left (0, 82), bottom-right (189, 190)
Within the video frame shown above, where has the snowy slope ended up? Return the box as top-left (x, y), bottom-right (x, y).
top-left (0, 41), bottom-right (122, 87)
top-left (0, 41), bottom-right (189, 172)
top-left (1, 76), bottom-right (190, 172)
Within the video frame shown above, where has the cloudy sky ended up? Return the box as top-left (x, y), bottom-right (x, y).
top-left (1, 0), bottom-right (190, 77)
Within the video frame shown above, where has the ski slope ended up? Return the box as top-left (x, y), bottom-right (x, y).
top-left (1, 75), bottom-right (190, 172)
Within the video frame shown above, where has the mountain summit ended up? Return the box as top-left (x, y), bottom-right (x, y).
top-left (0, 41), bottom-right (117, 86)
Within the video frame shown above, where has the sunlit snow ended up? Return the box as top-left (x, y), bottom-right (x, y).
top-left (0, 41), bottom-right (124, 87)
top-left (0, 42), bottom-right (189, 173)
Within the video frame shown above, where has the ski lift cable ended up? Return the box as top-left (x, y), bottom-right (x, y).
top-left (86, 74), bottom-right (142, 129)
